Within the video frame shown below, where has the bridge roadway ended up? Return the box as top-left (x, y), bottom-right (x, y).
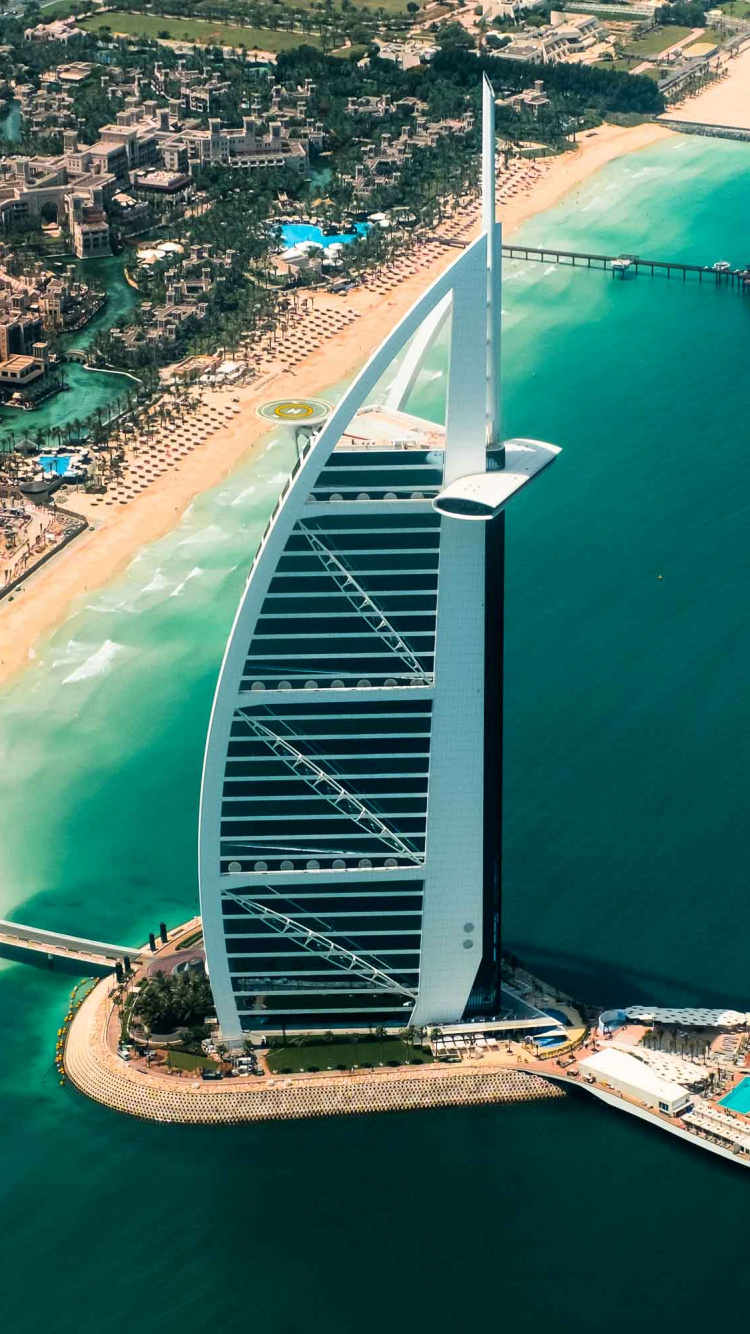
top-left (0, 917), bottom-right (144, 970)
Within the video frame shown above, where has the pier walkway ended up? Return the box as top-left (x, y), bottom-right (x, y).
top-left (500, 243), bottom-right (750, 287)
top-left (0, 918), bottom-right (142, 970)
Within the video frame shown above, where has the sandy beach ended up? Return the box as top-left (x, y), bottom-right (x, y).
top-left (664, 46), bottom-right (750, 130)
top-left (0, 119), bottom-right (670, 689)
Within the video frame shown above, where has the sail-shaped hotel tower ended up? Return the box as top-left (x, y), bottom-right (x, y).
top-left (198, 80), bottom-right (560, 1042)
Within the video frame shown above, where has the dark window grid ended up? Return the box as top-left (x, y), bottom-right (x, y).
top-left (222, 790), bottom-right (428, 804)
top-left (222, 778), bottom-right (429, 792)
top-left (265, 565), bottom-right (437, 581)
top-left (316, 450), bottom-right (442, 465)
top-left (236, 1006), bottom-right (415, 1017)
top-left (230, 709), bottom-right (433, 723)
top-left (250, 628), bottom-right (436, 640)
top-left (236, 1013), bottom-right (413, 1019)
top-left (282, 541), bottom-right (440, 557)
top-left (275, 558), bottom-right (439, 575)
top-left (258, 595), bottom-right (438, 610)
top-left (230, 715), bottom-right (433, 731)
top-left (227, 731), bottom-right (432, 747)
top-left (224, 752), bottom-right (429, 763)
top-left (221, 819), bottom-right (426, 835)
top-left (221, 887), bottom-right (424, 905)
top-left (222, 793), bottom-right (428, 807)
top-left (243, 649), bottom-right (436, 662)
top-left (226, 947), bottom-right (422, 958)
top-left (222, 905), bottom-right (424, 923)
top-left (230, 701), bottom-right (433, 717)
top-left (304, 513), bottom-right (440, 527)
top-left (222, 903), bottom-right (424, 917)
top-left (312, 477), bottom-right (443, 493)
top-left (254, 620), bottom-right (437, 637)
top-left (225, 933), bottom-right (423, 947)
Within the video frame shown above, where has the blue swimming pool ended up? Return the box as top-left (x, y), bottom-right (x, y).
top-left (279, 222), bottom-right (369, 249)
top-left (39, 455), bottom-right (71, 475)
top-left (720, 1078), bottom-right (750, 1115)
top-left (544, 1009), bottom-right (571, 1027)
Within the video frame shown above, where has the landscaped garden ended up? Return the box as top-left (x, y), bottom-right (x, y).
top-left (622, 24), bottom-right (693, 56)
top-left (266, 1034), bottom-right (434, 1074)
top-left (79, 11), bottom-right (322, 50)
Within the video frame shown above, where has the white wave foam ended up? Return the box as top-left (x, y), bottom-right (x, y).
top-left (266, 471), bottom-right (289, 486)
top-left (231, 485), bottom-right (257, 507)
top-left (170, 566), bottom-right (203, 598)
top-left (141, 569), bottom-right (171, 594)
top-left (177, 523), bottom-right (228, 547)
top-left (62, 639), bottom-right (123, 685)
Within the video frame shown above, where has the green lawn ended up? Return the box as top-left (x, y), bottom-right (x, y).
top-left (198, 0), bottom-right (417, 12)
top-left (266, 1038), bottom-right (434, 1074)
top-left (39, 0), bottom-right (85, 16)
top-left (165, 1048), bottom-right (217, 1072)
top-left (685, 27), bottom-right (724, 47)
top-left (79, 12), bottom-right (321, 50)
top-left (594, 57), bottom-right (637, 71)
top-left (718, 1), bottom-right (750, 16)
top-left (622, 25), bottom-right (693, 57)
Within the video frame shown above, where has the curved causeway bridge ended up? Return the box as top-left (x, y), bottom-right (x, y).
top-left (0, 918), bottom-right (142, 972)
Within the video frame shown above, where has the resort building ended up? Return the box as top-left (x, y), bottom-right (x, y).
top-left (198, 80), bottom-right (560, 1042)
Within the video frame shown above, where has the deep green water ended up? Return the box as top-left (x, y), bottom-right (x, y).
top-left (1, 133), bottom-right (750, 1333)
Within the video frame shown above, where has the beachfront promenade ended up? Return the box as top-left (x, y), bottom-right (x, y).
top-left (63, 977), bottom-right (565, 1124)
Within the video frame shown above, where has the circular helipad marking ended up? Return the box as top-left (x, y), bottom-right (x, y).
top-left (258, 397), bottom-right (330, 426)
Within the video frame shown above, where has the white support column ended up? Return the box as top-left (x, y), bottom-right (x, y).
top-left (444, 234), bottom-right (488, 484)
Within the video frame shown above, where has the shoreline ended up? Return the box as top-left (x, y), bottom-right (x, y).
top-left (0, 119), bottom-right (671, 692)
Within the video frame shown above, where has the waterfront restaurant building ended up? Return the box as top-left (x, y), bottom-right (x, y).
top-left (198, 81), bottom-right (560, 1041)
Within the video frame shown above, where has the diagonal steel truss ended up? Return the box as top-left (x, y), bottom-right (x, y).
top-left (235, 710), bottom-right (423, 865)
top-left (299, 523), bottom-right (432, 683)
top-left (221, 890), bottom-right (417, 999)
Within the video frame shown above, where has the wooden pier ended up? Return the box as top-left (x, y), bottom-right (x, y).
top-left (501, 243), bottom-right (750, 290)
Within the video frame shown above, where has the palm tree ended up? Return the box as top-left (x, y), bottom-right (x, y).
top-left (374, 1024), bottom-right (387, 1063)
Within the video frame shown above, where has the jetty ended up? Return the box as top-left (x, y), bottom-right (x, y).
top-left (500, 243), bottom-right (750, 288)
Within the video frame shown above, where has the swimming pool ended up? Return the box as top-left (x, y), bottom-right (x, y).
top-left (279, 222), bottom-right (369, 249)
top-left (544, 1008), bottom-right (571, 1027)
top-left (39, 455), bottom-right (71, 475)
top-left (720, 1078), bottom-right (750, 1115)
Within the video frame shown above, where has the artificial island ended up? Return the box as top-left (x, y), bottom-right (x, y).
top-left (1, 82), bottom-right (749, 1177)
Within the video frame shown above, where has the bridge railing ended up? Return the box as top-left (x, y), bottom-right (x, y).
top-left (0, 918), bottom-right (142, 961)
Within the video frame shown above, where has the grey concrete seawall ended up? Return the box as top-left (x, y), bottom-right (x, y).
top-left (64, 982), bottom-right (565, 1125)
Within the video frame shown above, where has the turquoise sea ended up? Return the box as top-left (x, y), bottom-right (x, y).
top-left (1, 133), bottom-right (750, 1333)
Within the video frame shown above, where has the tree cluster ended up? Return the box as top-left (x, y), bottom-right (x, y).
top-left (135, 969), bottom-right (214, 1033)
top-left (432, 45), bottom-right (666, 115)
top-left (655, 2), bottom-right (709, 24)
